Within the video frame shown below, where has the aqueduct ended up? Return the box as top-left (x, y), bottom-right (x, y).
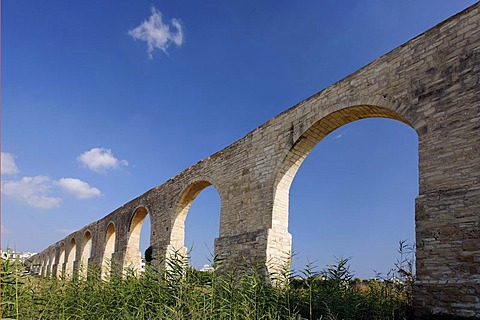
top-left (30, 3), bottom-right (479, 317)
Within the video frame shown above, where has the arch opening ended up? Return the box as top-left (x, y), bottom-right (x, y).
top-left (65, 238), bottom-right (76, 277)
top-left (80, 231), bottom-right (92, 278)
top-left (38, 256), bottom-right (43, 276)
top-left (48, 248), bottom-right (55, 276)
top-left (43, 256), bottom-right (50, 277)
top-left (56, 243), bottom-right (65, 277)
top-left (102, 223), bottom-right (116, 279)
top-left (172, 181), bottom-right (221, 270)
top-left (39, 258), bottom-right (44, 276)
top-left (272, 105), bottom-right (418, 278)
top-left (125, 207), bottom-right (150, 273)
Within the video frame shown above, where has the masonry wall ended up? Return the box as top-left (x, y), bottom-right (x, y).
top-left (31, 3), bottom-right (480, 317)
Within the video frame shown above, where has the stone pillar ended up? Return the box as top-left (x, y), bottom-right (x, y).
top-left (64, 261), bottom-right (74, 278)
top-left (414, 188), bottom-right (480, 317)
top-left (86, 257), bottom-right (97, 279)
top-left (147, 243), bottom-right (187, 272)
top-left (214, 227), bottom-right (292, 279)
top-left (265, 228), bottom-right (292, 278)
top-left (215, 229), bottom-right (271, 274)
top-left (52, 263), bottom-right (61, 277)
top-left (72, 260), bottom-right (81, 279)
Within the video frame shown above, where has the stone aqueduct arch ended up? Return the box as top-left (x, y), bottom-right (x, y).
top-left (30, 4), bottom-right (479, 317)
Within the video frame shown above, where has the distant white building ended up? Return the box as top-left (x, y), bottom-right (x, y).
top-left (1, 249), bottom-right (37, 263)
top-left (199, 264), bottom-right (214, 272)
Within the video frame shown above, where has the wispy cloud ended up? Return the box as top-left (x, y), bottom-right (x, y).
top-left (1, 224), bottom-right (13, 235)
top-left (57, 228), bottom-right (75, 235)
top-left (333, 130), bottom-right (348, 140)
top-left (57, 178), bottom-right (102, 199)
top-left (1, 176), bottom-right (62, 209)
top-left (1, 152), bottom-right (19, 176)
top-left (129, 6), bottom-right (184, 58)
top-left (77, 148), bottom-right (128, 173)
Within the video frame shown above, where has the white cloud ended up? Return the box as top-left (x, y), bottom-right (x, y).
top-left (1, 152), bottom-right (19, 175)
top-left (58, 178), bottom-right (101, 199)
top-left (1, 176), bottom-right (62, 209)
top-left (129, 6), bottom-right (184, 58)
top-left (77, 148), bottom-right (128, 172)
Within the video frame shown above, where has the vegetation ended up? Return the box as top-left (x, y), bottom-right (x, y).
top-left (0, 242), bottom-right (429, 320)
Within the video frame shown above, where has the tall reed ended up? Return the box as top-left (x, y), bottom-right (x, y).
top-left (2, 249), bottom-right (417, 319)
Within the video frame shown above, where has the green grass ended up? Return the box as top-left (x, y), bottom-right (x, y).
top-left (1, 248), bottom-right (419, 320)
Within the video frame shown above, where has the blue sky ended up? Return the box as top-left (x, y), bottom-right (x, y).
top-left (2, 1), bottom-right (476, 278)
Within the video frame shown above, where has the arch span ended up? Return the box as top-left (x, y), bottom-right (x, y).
top-left (55, 243), bottom-right (65, 277)
top-left (263, 105), bottom-right (415, 273)
top-left (41, 255), bottom-right (48, 277)
top-left (47, 248), bottom-right (55, 277)
top-left (102, 223), bottom-right (116, 279)
top-left (79, 230), bottom-right (92, 278)
top-left (124, 207), bottom-right (150, 273)
top-left (288, 117), bottom-right (418, 275)
top-left (170, 180), bottom-right (221, 263)
top-left (65, 238), bottom-right (76, 277)
top-left (272, 105), bottom-right (413, 233)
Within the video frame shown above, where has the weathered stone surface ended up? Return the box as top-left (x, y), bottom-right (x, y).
top-left (30, 3), bottom-right (480, 317)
